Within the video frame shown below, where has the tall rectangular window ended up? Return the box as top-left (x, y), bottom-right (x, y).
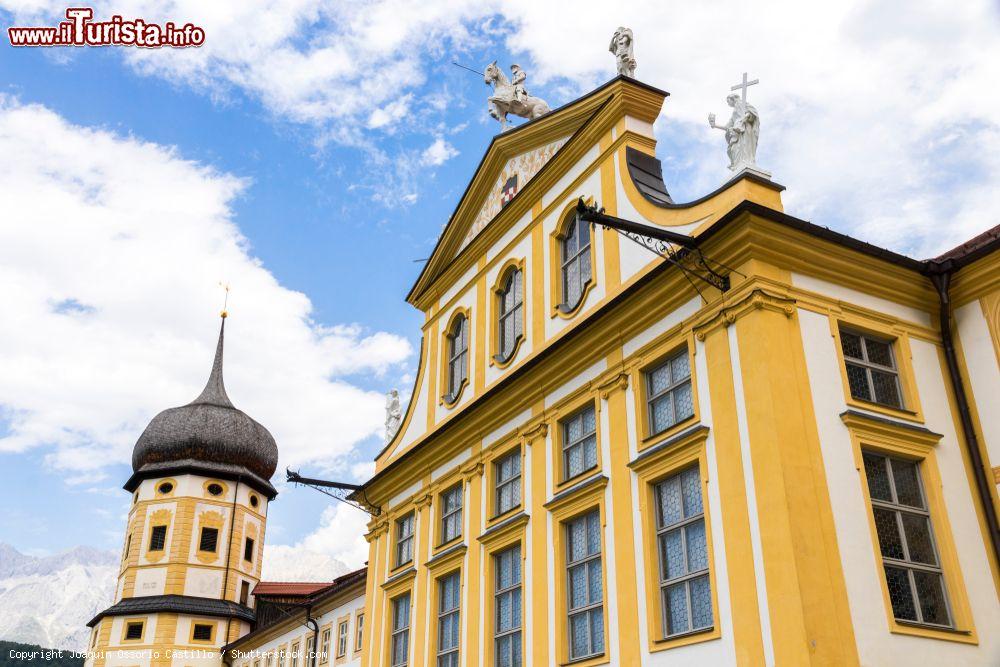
top-left (320, 628), bottom-right (330, 663)
top-left (497, 268), bottom-right (524, 361)
top-left (244, 537), bottom-right (255, 563)
top-left (337, 620), bottom-right (348, 657)
top-left (124, 621), bottom-right (143, 641)
top-left (446, 315), bottom-right (469, 400)
top-left (148, 525), bottom-right (167, 552)
top-left (494, 450), bottom-right (521, 516)
top-left (395, 513), bottom-right (415, 567)
top-left (863, 451), bottom-right (952, 627)
top-left (440, 485), bottom-right (463, 544)
top-left (840, 329), bottom-right (903, 408)
top-left (561, 214), bottom-right (592, 309)
top-left (390, 593), bottom-right (411, 667)
top-left (565, 510), bottom-right (604, 661)
top-left (290, 642), bottom-right (299, 667)
top-left (654, 466), bottom-right (713, 637)
top-left (240, 580), bottom-right (250, 605)
top-left (562, 405), bottom-right (597, 481)
top-left (355, 613), bottom-right (364, 652)
top-left (199, 527), bottom-right (219, 552)
top-left (646, 349), bottom-right (694, 435)
top-left (437, 573), bottom-right (461, 667)
top-left (494, 545), bottom-right (522, 667)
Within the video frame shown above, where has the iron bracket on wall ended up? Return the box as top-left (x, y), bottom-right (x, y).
top-left (286, 468), bottom-right (382, 517)
top-left (575, 199), bottom-right (731, 294)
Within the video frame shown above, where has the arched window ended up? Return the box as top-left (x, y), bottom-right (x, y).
top-left (496, 268), bottom-right (523, 362)
top-left (561, 213), bottom-right (592, 310)
top-left (446, 313), bottom-right (468, 400)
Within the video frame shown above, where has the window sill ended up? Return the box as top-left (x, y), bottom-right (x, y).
top-left (551, 281), bottom-right (595, 320)
top-left (490, 335), bottom-right (524, 370)
top-left (440, 378), bottom-right (468, 409)
top-left (638, 414), bottom-right (700, 452)
top-left (890, 619), bottom-right (976, 644)
top-left (382, 565), bottom-right (416, 589)
top-left (554, 464), bottom-right (600, 494)
top-left (560, 652), bottom-right (607, 667)
top-left (845, 396), bottom-right (923, 424)
top-left (650, 625), bottom-right (719, 652)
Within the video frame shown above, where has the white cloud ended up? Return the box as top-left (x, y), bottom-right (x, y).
top-left (264, 503), bottom-right (371, 576)
top-left (0, 97), bottom-right (411, 476)
top-left (8, 0), bottom-right (997, 253)
top-left (420, 137), bottom-right (459, 166)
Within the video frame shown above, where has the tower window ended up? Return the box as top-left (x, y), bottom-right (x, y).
top-left (244, 537), bottom-right (255, 563)
top-left (199, 527), bottom-right (219, 552)
top-left (192, 623), bottom-right (214, 642)
top-left (124, 621), bottom-right (143, 641)
top-left (148, 525), bottom-right (167, 552)
top-left (207, 483), bottom-right (224, 496)
top-left (157, 481), bottom-right (173, 495)
top-left (249, 494), bottom-right (259, 508)
top-left (240, 580), bottom-right (250, 605)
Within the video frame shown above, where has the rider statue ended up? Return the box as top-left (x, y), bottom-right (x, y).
top-left (484, 61), bottom-right (551, 131)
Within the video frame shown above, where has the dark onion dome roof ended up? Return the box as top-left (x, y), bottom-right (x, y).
top-left (127, 317), bottom-right (278, 497)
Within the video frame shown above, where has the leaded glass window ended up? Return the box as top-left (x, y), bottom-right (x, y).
top-left (497, 268), bottom-right (524, 361)
top-left (863, 451), bottom-right (952, 627)
top-left (840, 329), bottom-right (903, 408)
top-left (437, 573), bottom-right (461, 667)
top-left (561, 214), bottom-right (592, 310)
top-left (440, 485), bottom-right (463, 544)
top-left (391, 593), bottom-right (411, 667)
top-left (566, 510), bottom-right (604, 660)
top-left (562, 405), bottom-right (597, 481)
top-left (494, 450), bottom-right (521, 516)
top-left (148, 525), bottom-right (166, 552)
top-left (446, 315), bottom-right (469, 399)
top-left (654, 466), bottom-right (713, 637)
top-left (395, 513), bottom-right (415, 567)
top-left (646, 349), bottom-right (694, 435)
top-left (494, 545), bottom-right (522, 667)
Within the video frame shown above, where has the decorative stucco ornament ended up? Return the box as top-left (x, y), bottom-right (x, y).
top-left (385, 389), bottom-right (402, 443)
top-left (485, 61), bottom-right (551, 132)
top-left (708, 72), bottom-right (765, 175)
top-left (609, 27), bottom-right (636, 77)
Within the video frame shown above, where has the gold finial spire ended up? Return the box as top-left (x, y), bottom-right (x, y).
top-left (219, 282), bottom-right (230, 319)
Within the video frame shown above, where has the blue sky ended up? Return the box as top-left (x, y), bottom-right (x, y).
top-left (1, 0), bottom-right (998, 574)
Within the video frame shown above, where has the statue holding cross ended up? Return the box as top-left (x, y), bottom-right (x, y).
top-left (708, 72), bottom-right (762, 174)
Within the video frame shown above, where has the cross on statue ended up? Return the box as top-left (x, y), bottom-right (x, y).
top-left (730, 72), bottom-right (759, 102)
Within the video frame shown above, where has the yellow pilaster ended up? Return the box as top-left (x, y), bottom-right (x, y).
top-left (599, 367), bottom-right (640, 664)
top-left (599, 132), bottom-right (620, 292)
top-left (411, 493), bottom-right (433, 667)
top-left (531, 201), bottom-right (545, 348)
top-left (734, 298), bottom-right (859, 666)
top-left (702, 326), bottom-right (765, 666)
top-left (525, 414), bottom-right (550, 666)
top-left (462, 458), bottom-right (485, 664)
top-left (475, 274), bottom-right (487, 394)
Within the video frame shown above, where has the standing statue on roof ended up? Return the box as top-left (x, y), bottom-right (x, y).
top-left (610, 27), bottom-right (636, 78)
top-left (484, 61), bottom-right (551, 132)
top-left (709, 73), bottom-right (762, 174)
top-left (385, 389), bottom-right (402, 443)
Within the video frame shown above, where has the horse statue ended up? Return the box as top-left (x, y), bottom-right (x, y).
top-left (484, 61), bottom-right (551, 132)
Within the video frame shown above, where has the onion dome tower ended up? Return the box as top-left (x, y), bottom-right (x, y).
top-left (86, 315), bottom-right (277, 667)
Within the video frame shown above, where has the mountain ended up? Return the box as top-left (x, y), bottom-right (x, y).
top-left (0, 543), bottom-right (117, 652)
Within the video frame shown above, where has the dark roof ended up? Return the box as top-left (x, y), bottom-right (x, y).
top-left (130, 318), bottom-right (279, 489)
top-left (87, 594), bottom-right (254, 627)
top-left (933, 223), bottom-right (1000, 266)
top-left (625, 146), bottom-right (672, 205)
top-left (253, 581), bottom-right (333, 597)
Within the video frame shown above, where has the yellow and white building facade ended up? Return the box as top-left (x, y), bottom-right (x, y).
top-left (358, 76), bottom-right (1000, 667)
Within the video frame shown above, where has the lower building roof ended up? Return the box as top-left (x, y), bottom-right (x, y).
top-left (87, 594), bottom-right (255, 627)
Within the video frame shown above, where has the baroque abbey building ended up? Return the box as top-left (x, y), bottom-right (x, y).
top-left (88, 74), bottom-right (1000, 667)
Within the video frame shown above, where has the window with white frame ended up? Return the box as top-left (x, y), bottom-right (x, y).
top-left (565, 510), bottom-right (604, 660)
top-left (494, 545), bottom-right (522, 667)
top-left (440, 485), bottom-right (463, 544)
top-left (494, 450), bottom-right (521, 516)
top-left (654, 466), bottom-right (713, 637)
top-left (395, 513), bottom-right (415, 567)
top-left (560, 214), bottom-right (592, 310)
top-left (290, 642), bottom-right (299, 667)
top-left (337, 620), bottom-right (349, 657)
top-left (391, 593), bottom-right (411, 667)
top-left (840, 329), bottom-right (904, 408)
top-left (355, 613), bottom-right (364, 652)
top-left (446, 314), bottom-right (469, 400)
top-left (320, 628), bottom-right (331, 664)
top-left (646, 348), bottom-right (695, 435)
top-left (863, 451), bottom-right (952, 627)
top-left (562, 405), bottom-right (597, 481)
top-left (497, 268), bottom-right (523, 361)
top-left (437, 572), bottom-right (461, 667)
